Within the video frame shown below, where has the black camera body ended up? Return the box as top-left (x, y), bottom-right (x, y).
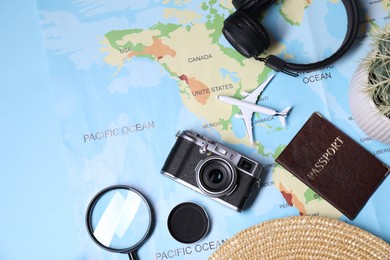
top-left (161, 130), bottom-right (263, 211)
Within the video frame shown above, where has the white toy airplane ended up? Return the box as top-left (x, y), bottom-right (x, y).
top-left (217, 74), bottom-right (291, 144)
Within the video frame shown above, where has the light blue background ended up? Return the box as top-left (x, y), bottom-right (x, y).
top-left (0, 1), bottom-right (80, 259)
top-left (1, 1), bottom-right (390, 259)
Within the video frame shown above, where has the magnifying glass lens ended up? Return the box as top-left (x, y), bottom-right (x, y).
top-left (87, 186), bottom-right (152, 252)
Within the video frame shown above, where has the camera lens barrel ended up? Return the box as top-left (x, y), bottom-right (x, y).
top-left (195, 156), bottom-right (237, 197)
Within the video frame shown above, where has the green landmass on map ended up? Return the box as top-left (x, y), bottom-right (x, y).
top-left (100, 0), bottom-right (345, 218)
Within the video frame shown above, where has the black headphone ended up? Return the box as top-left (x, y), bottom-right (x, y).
top-left (222, 0), bottom-right (360, 77)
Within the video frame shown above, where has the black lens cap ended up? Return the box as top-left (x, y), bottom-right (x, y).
top-left (167, 202), bottom-right (209, 244)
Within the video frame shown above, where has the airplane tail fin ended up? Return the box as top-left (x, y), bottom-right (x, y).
top-left (278, 106), bottom-right (292, 127)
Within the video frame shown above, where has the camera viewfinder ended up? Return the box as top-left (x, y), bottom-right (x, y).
top-left (238, 158), bottom-right (254, 173)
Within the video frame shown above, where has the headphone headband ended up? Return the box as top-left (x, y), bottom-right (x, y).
top-left (224, 0), bottom-right (360, 76)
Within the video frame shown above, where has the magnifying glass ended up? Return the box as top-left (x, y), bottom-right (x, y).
top-left (86, 185), bottom-right (153, 260)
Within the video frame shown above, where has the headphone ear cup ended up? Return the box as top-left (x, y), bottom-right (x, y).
top-left (222, 11), bottom-right (271, 58)
top-left (232, 0), bottom-right (276, 13)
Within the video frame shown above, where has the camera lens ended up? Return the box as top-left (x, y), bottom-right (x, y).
top-left (195, 157), bottom-right (237, 197)
top-left (207, 169), bottom-right (223, 184)
top-left (203, 167), bottom-right (227, 191)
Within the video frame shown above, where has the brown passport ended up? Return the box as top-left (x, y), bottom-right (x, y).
top-left (276, 112), bottom-right (389, 219)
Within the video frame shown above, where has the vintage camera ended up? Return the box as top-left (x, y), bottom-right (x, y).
top-left (161, 130), bottom-right (263, 211)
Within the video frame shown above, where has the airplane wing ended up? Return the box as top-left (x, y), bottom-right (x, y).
top-left (239, 107), bottom-right (255, 145)
top-left (242, 74), bottom-right (275, 104)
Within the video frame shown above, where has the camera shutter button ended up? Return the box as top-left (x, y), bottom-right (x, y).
top-left (199, 144), bottom-right (208, 154)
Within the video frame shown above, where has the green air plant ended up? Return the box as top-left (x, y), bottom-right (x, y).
top-left (363, 25), bottom-right (390, 118)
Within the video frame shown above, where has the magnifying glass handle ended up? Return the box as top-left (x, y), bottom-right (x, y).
top-left (128, 251), bottom-right (138, 260)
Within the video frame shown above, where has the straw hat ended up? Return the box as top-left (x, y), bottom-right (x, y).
top-left (209, 216), bottom-right (390, 259)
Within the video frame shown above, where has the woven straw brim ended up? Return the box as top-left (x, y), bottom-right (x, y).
top-left (210, 216), bottom-right (390, 259)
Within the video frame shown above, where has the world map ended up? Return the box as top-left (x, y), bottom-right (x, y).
top-left (37, 0), bottom-right (390, 259)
